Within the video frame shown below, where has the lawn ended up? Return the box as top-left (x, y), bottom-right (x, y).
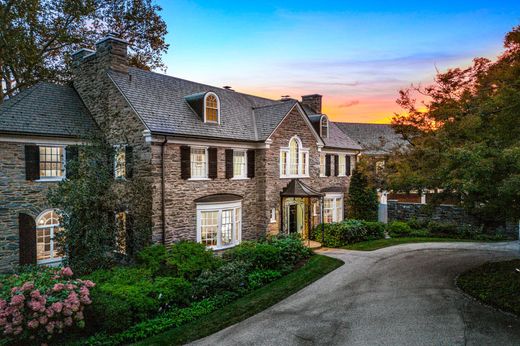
top-left (133, 254), bottom-right (343, 345)
top-left (342, 237), bottom-right (495, 251)
top-left (457, 259), bottom-right (520, 316)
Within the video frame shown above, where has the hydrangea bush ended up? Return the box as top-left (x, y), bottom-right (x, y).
top-left (0, 266), bottom-right (95, 343)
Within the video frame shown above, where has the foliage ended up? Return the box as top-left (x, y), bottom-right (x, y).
top-left (347, 170), bottom-right (379, 221)
top-left (84, 267), bottom-right (191, 332)
top-left (247, 270), bottom-right (282, 290)
top-left (311, 219), bottom-right (386, 247)
top-left (0, 267), bottom-right (94, 344)
top-left (0, 0), bottom-right (168, 102)
top-left (165, 241), bottom-right (222, 281)
top-left (224, 242), bottom-right (282, 270)
top-left (266, 234), bottom-right (312, 268)
top-left (457, 259), bottom-right (520, 317)
top-left (136, 244), bottom-right (168, 275)
top-left (388, 26), bottom-right (520, 224)
top-left (387, 221), bottom-right (412, 237)
top-left (47, 138), bottom-right (152, 275)
top-left (192, 261), bottom-right (251, 300)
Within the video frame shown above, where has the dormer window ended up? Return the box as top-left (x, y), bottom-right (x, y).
top-left (320, 116), bottom-right (329, 138)
top-left (204, 92), bottom-right (220, 123)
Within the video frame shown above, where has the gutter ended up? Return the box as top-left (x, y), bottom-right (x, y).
top-left (160, 136), bottom-right (167, 244)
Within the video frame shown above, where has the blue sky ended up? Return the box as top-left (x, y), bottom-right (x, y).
top-left (156, 1), bottom-right (519, 123)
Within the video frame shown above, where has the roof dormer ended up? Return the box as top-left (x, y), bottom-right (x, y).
top-left (185, 91), bottom-right (221, 124)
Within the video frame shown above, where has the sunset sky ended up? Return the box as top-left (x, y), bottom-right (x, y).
top-left (156, 1), bottom-right (519, 123)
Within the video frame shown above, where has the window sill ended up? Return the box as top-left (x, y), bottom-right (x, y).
top-left (36, 177), bottom-right (64, 182)
top-left (38, 257), bottom-right (63, 266)
top-left (269, 219), bottom-right (276, 224)
top-left (230, 177), bottom-right (250, 181)
top-left (188, 177), bottom-right (211, 181)
top-left (208, 243), bottom-right (239, 251)
top-left (280, 175), bottom-right (310, 179)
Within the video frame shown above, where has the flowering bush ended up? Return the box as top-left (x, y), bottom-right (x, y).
top-left (0, 266), bottom-right (95, 343)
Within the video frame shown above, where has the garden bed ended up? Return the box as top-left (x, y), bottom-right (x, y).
top-left (457, 259), bottom-right (520, 316)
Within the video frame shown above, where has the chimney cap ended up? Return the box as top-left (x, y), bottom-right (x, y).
top-left (71, 48), bottom-right (95, 57)
top-left (301, 94), bottom-right (322, 98)
top-left (95, 32), bottom-right (129, 46)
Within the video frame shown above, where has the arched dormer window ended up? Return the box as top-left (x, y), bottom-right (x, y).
top-left (204, 92), bottom-right (220, 123)
top-left (280, 136), bottom-right (309, 177)
top-left (320, 115), bottom-right (329, 138)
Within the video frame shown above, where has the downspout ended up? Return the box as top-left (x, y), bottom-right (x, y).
top-left (160, 136), bottom-right (167, 244)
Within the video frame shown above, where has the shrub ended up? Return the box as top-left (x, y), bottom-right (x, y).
top-left (267, 234), bottom-right (312, 268)
top-left (311, 219), bottom-right (386, 247)
top-left (0, 266), bottom-right (94, 344)
top-left (347, 170), bottom-right (379, 221)
top-left (192, 261), bottom-right (251, 300)
top-left (426, 221), bottom-right (458, 236)
top-left (165, 241), bottom-right (221, 281)
top-left (247, 270), bottom-right (282, 289)
top-left (388, 221), bottom-right (412, 237)
top-left (224, 242), bottom-right (282, 270)
top-left (407, 217), bottom-right (429, 230)
top-left (361, 221), bottom-right (386, 239)
top-left (408, 229), bottom-right (431, 237)
top-left (136, 244), bottom-right (168, 275)
top-left (85, 267), bottom-right (191, 332)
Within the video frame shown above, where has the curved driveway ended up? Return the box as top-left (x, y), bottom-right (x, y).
top-left (193, 242), bottom-right (520, 346)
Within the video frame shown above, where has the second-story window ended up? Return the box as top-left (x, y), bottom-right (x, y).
top-left (114, 145), bottom-right (126, 179)
top-left (204, 93), bottom-right (220, 123)
top-left (338, 155), bottom-right (346, 176)
top-left (319, 154), bottom-right (326, 177)
top-left (280, 136), bottom-right (309, 178)
top-left (233, 150), bottom-right (247, 178)
top-left (191, 147), bottom-right (208, 178)
top-left (39, 146), bottom-right (64, 179)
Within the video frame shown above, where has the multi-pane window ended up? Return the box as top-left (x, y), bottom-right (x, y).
top-left (191, 148), bottom-right (207, 178)
top-left (205, 93), bottom-right (219, 123)
top-left (321, 117), bottom-right (328, 138)
top-left (39, 146), bottom-right (64, 179)
top-left (323, 195), bottom-right (344, 223)
top-left (197, 202), bottom-right (242, 249)
top-left (320, 154), bottom-right (326, 177)
top-left (233, 150), bottom-right (247, 178)
top-left (36, 210), bottom-right (62, 263)
top-left (114, 145), bottom-right (126, 179)
top-left (115, 211), bottom-right (127, 254)
top-left (280, 137), bottom-right (309, 177)
top-left (338, 155), bottom-right (346, 176)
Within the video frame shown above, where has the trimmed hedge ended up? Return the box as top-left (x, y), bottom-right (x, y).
top-left (311, 219), bottom-right (386, 247)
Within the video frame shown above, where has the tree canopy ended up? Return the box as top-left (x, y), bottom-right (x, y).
top-left (388, 26), bottom-right (520, 223)
top-left (0, 0), bottom-right (168, 103)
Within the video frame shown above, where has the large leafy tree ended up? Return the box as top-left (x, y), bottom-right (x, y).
top-left (347, 169), bottom-right (379, 221)
top-left (0, 0), bottom-right (168, 103)
top-left (387, 26), bottom-right (520, 223)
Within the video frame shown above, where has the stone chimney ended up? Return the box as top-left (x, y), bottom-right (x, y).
top-left (72, 32), bottom-right (129, 74)
top-left (301, 94), bottom-right (322, 114)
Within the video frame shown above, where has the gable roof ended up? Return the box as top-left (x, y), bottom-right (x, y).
top-left (0, 82), bottom-right (98, 138)
top-left (335, 122), bottom-right (407, 155)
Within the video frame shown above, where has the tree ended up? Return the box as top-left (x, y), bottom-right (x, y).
top-left (388, 26), bottom-right (520, 224)
top-left (47, 138), bottom-right (152, 274)
top-left (0, 0), bottom-right (168, 103)
top-left (347, 170), bottom-right (379, 221)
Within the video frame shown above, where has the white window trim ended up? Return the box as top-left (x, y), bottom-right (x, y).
top-left (279, 136), bottom-right (310, 178)
top-left (319, 153), bottom-right (326, 177)
top-left (36, 209), bottom-right (63, 265)
top-left (269, 208), bottom-right (276, 223)
top-left (320, 115), bottom-right (329, 138)
top-left (231, 149), bottom-right (249, 180)
top-left (36, 145), bottom-right (66, 182)
top-left (203, 92), bottom-right (221, 124)
top-left (196, 200), bottom-right (242, 250)
top-left (189, 146), bottom-right (209, 180)
top-left (324, 193), bottom-right (344, 223)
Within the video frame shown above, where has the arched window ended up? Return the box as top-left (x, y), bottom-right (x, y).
top-left (204, 92), bottom-right (220, 123)
top-left (280, 136), bottom-right (309, 177)
top-left (320, 116), bottom-right (329, 138)
top-left (36, 209), bottom-right (62, 264)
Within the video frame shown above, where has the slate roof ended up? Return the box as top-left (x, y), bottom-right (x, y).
top-left (335, 122), bottom-right (407, 155)
top-left (253, 100), bottom-right (298, 140)
top-left (280, 179), bottom-right (323, 197)
top-left (0, 82), bottom-right (98, 137)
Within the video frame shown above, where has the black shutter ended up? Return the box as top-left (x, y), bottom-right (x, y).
top-left (107, 147), bottom-right (115, 179)
top-left (125, 212), bottom-right (134, 255)
top-left (247, 150), bottom-right (255, 178)
top-left (19, 213), bottom-right (36, 265)
top-left (180, 146), bottom-right (191, 180)
top-left (346, 155), bottom-right (351, 176)
top-left (208, 147), bottom-right (218, 179)
top-left (334, 154), bottom-right (339, 176)
top-left (66, 145), bottom-right (79, 179)
top-left (25, 145), bottom-right (40, 181)
top-left (325, 154), bottom-right (331, 177)
top-left (125, 146), bottom-right (133, 179)
top-left (225, 149), bottom-right (234, 179)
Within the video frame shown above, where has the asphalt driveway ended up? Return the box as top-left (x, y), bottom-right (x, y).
top-left (192, 241), bottom-right (520, 346)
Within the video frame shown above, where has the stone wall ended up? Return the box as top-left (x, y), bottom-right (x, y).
top-left (0, 141), bottom-right (62, 272)
top-left (388, 200), bottom-right (518, 238)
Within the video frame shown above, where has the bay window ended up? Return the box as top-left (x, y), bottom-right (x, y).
top-left (197, 201), bottom-right (242, 249)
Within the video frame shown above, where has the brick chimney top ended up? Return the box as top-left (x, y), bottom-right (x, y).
top-left (301, 94), bottom-right (322, 114)
top-left (72, 32), bottom-right (129, 74)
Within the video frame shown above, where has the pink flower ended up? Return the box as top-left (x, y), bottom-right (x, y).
top-left (0, 317), bottom-right (6, 326)
top-left (61, 267), bottom-right (73, 277)
top-left (52, 283), bottom-right (65, 292)
top-left (64, 317), bottom-right (73, 327)
top-left (80, 296), bottom-right (92, 305)
top-left (10, 287), bottom-right (19, 294)
top-left (0, 299), bottom-right (6, 309)
top-left (65, 283), bottom-right (77, 290)
top-left (28, 300), bottom-right (43, 312)
top-left (62, 308), bottom-right (73, 316)
top-left (51, 302), bottom-right (63, 313)
top-left (3, 323), bottom-right (13, 335)
top-left (21, 282), bottom-right (34, 291)
top-left (10, 294), bottom-right (25, 306)
top-left (45, 322), bottom-right (54, 334)
top-left (45, 308), bottom-right (54, 318)
top-left (30, 289), bottom-right (41, 299)
top-left (27, 319), bottom-right (39, 329)
top-left (74, 311), bottom-right (84, 321)
top-left (83, 280), bottom-right (95, 288)
top-left (38, 315), bottom-right (48, 325)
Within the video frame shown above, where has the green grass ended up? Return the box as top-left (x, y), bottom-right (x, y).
top-left (342, 237), bottom-right (494, 251)
top-left (457, 259), bottom-right (520, 316)
top-left (134, 254), bottom-right (343, 346)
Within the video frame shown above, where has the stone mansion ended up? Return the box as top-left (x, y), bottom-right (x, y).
top-left (0, 34), bottom-right (364, 272)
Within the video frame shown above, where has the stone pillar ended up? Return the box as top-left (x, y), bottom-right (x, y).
top-left (378, 190), bottom-right (388, 224)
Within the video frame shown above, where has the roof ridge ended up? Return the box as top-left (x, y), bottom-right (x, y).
top-left (253, 100), bottom-right (293, 110)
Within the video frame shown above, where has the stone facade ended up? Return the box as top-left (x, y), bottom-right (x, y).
top-left (0, 141), bottom-right (67, 272)
top-left (388, 200), bottom-right (518, 238)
